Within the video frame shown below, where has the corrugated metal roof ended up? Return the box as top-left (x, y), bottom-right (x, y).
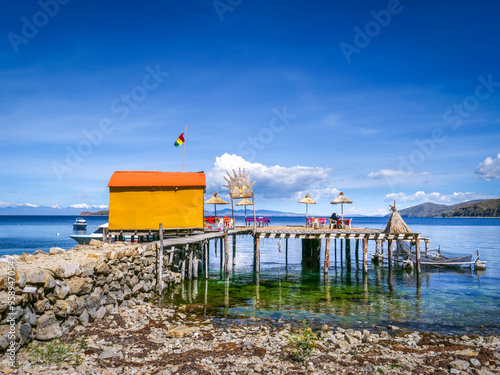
top-left (108, 171), bottom-right (206, 187)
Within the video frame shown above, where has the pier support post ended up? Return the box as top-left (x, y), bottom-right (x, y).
top-left (193, 244), bottom-right (199, 279)
top-left (285, 238), bottom-right (289, 269)
top-left (219, 238), bottom-right (223, 272)
top-left (388, 239), bottom-right (393, 268)
top-left (254, 235), bottom-right (260, 273)
top-left (232, 234), bottom-right (236, 268)
top-left (224, 232), bottom-right (230, 276)
top-left (346, 239), bottom-right (351, 268)
top-left (302, 239), bottom-right (321, 272)
top-left (158, 223), bottom-right (164, 296)
top-left (188, 245), bottom-right (193, 280)
top-left (334, 239), bottom-right (337, 267)
top-left (425, 240), bottom-right (429, 256)
top-left (204, 240), bottom-right (209, 279)
top-left (355, 239), bottom-right (359, 269)
top-left (324, 238), bottom-right (331, 273)
top-left (363, 237), bottom-right (368, 274)
top-left (416, 235), bottom-right (421, 274)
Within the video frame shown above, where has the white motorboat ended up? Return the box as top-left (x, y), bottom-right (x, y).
top-left (70, 223), bottom-right (107, 244)
top-left (73, 218), bottom-right (88, 230)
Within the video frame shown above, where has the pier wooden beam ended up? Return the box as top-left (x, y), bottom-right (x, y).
top-left (324, 238), bottom-right (331, 273)
top-left (254, 235), bottom-right (260, 273)
top-left (224, 233), bottom-right (230, 276)
top-left (363, 237), bottom-right (368, 274)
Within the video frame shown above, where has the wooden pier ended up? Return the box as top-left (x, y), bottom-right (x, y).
top-left (105, 224), bottom-right (429, 294)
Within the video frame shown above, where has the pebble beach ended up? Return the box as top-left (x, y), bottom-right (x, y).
top-left (5, 299), bottom-right (500, 375)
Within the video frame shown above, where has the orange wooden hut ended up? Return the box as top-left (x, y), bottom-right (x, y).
top-left (107, 171), bottom-right (206, 230)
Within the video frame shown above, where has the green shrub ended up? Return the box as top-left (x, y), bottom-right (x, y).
top-left (286, 322), bottom-right (318, 362)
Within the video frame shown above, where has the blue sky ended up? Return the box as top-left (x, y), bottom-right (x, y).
top-left (1, 0), bottom-right (499, 215)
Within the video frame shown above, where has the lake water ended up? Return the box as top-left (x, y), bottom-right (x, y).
top-left (1, 215), bottom-right (499, 335)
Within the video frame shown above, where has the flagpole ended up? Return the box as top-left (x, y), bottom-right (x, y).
top-left (182, 123), bottom-right (188, 172)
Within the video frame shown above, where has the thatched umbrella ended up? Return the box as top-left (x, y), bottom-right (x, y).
top-left (236, 197), bottom-right (253, 219)
top-left (384, 202), bottom-right (412, 233)
top-left (330, 192), bottom-right (352, 222)
top-left (204, 192), bottom-right (228, 217)
top-left (298, 194), bottom-right (316, 225)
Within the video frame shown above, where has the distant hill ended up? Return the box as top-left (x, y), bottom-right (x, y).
top-left (397, 199), bottom-right (499, 217)
top-left (80, 210), bottom-right (109, 216)
top-left (441, 199), bottom-right (500, 217)
top-left (397, 202), bottom-right (449, 217)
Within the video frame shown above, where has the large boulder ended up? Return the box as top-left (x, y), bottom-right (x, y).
top-left (67, 277), bottom-right (92, 296)
top-left (52, 263), bottom-right (79, 279)
top-left (25, 269), bottom-right (52, 284)
top-left (53, 300), bottom-right (73, 317)
top-left (54, 280), bottom-right (70, 299)
top-left (34, 311), bottom-right (62, 340)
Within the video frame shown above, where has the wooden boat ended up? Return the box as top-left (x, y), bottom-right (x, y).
top-left (394, 241), bottom-right (486, 269)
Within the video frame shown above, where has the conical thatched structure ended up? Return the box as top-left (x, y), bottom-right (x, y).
top-left (384, 202), bottom-right (412, 234)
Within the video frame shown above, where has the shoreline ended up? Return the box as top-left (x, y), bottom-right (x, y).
top-left (5, 298), bottom-right (499, 375)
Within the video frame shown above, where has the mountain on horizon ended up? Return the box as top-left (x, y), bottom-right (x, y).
top-left (396, 199), bottom-right (499, 217)
top-left (0, 205), bottom-right (107, 216)
top-left (0, 204), bottom-right (374, 217)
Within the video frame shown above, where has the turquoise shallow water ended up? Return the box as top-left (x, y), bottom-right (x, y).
top-left (164, 216), bottom-right (500, 335)
top-left (1, 215), bottom-right (499, 334)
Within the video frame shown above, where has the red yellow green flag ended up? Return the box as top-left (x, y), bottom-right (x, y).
top-left (174, 133), bottom-right (185, 147)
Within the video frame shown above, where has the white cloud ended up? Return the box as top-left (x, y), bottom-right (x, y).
top-left (475, 153), bottom-right (500, 181)
top-left (52, 204), bottom-right (62, 209)
top-left (384, 191), bottom-right (497, 204)
top-left (367, 169), bottom-right (429, 179)
top-left (206, 153), bottom-right (333, 199)
top-left (367, 169), bottom-right (406, 179)
top-left (70, 203), bottom-right (108, 209)
top-left (0, 201), bottom-right (10, 208)
top-left (292, 187), bottom-right (340, 203)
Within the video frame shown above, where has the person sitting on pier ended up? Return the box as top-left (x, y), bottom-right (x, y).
top-left (329, 212), bottom-right (340, 228)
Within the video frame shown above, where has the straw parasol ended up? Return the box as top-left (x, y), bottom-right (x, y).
top-left (330, 191), bottom-right (352, 220)
top-left (384, 201), bottom-right (412, 234)
top-left (298, 194), bottom-right (316, 225)
top-left (204, 192), bottom-right (228, 217)
top-left (330, 192), bottom-right (353, 223)
top-left (236, 197), bottom-right (253, 219)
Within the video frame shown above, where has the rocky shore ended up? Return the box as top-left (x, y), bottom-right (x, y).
top-left (3, 299), bottom-right (499, 375)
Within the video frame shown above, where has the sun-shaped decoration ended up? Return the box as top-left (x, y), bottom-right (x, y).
top-left (222, 168), bottom-right (256, 199)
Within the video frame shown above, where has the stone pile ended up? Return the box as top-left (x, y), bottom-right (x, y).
top-left (0, 241), bottom-right (180, 353)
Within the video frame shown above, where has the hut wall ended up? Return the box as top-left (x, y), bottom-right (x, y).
top-left (109, 186), bottom-right (204, 230)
